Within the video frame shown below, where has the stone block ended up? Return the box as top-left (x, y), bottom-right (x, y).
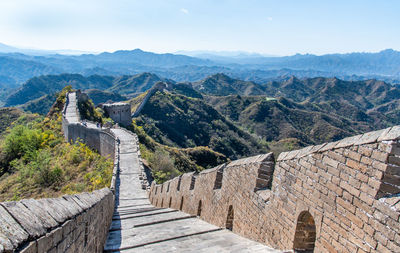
top-left (319, 140), bottom-right (340, 152)
top-left (62, 195), bottom-right (84, 214)
top-left (51, 227), bottom-right (63, 247)
top-left (1, 201), bottom-right (46, 238)
top-left (21, 198), bottom-right (59, 228)
top-left (283, 150), bottom-right (300, 160)
top-left (0, 205), bottom-right (29, 251)
top-left (36, 198), bottom-right (73, 224)
top-left (377, 126), bottom-right (400, 141)
top-left (335, 134), bottom-right (362, 149)
top-left (355, 128), bottom-right (388, 145)
top-left (37, 233), bottom-right (53, 253)
top-left (371, 150), bottom-right (388, 163)
top-left (277, 151), bottom-right (289, 161)
top-left (19, 241), bottom-right (37, 253)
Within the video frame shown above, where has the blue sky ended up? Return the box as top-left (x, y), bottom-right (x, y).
top-left (0, 0), bottom-right (399, 55)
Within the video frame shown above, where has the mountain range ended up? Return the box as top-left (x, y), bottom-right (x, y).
top-left (0, 43), bottom-right (399, 101)
top-left (129, 75), bottom-right (399, 158)
top-left (1, 69), bottom-right (399, 160)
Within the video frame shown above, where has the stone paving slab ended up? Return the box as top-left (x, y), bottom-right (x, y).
top-left (110, 210), bottom-right (192, 231)
top-left (115, 229), bottom-right (280, 253)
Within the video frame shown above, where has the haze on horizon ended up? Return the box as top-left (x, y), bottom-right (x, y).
top-left (0, 0), bottom-right (399, 56)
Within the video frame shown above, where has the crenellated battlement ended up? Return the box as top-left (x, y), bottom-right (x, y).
top-left (149, 126), bottom-right (400, 252)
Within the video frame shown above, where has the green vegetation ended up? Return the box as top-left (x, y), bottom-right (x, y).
top-left (0, 107), bottom-right (29, 135)
top-left (133, 91), bottom-right (268, 160)
top-left (129, 121), bottom-right (227, 183)
top-left (205, 94), bottom-right (397, 147)
top-left (84, 89), bottom-right (127, 105)
top-left (18, 94), bottom-right (58, 115)
top-left (77, 94), bottom-right (103, 123)
top-left (192, 73), bottom-right (266, 96)
top-left (0, 90), bottom-right (113, 201)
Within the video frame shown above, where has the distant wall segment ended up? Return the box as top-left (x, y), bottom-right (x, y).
top-left (149, 126), bottom-right (400, 252)
top-left (0, 91), bottom-right (125, 252)
top-left (103, 103), bottom-right (131, 127)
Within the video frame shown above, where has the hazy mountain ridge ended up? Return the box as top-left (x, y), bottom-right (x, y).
top-left (0, 46), bottom-right (399, 96)
top-left (5, 72), bottom-right (400, 114)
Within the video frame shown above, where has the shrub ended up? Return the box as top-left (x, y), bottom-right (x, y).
top-left (148, 148), bottom-right (180, 183)
top-left (1, 125), bottom-right (44, 170)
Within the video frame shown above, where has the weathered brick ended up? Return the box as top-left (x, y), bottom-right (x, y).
top-left (358, 146), bottom-right (373, 157)
top-left (336, 197), bottom-right (356, 214)
top-left (344, 149), bottom-right (362, 162)
top-left (388, 155), bottom-right (400, 166)
top-left (323, 155), bottom-right (340, 169)
top-left (371, 150), bottom-right (388, 163)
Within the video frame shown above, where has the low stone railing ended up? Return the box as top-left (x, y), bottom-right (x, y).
top-left (0, 189), bottom-right (113, 253)
top-left (0, 92), bottom-right (120, 252)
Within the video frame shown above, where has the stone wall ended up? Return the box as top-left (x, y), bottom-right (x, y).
top-left (0, 189), bottom-right (114, 253)
top-left (63, 122), bottom-right (116, 158)
top-left (62, 92), bottom-right (116, 158)
top-left (103, 103), bottom-right (131, 127)
top-left (131, 82), bottom-right (167, 117)
top-left (149, 126), bottom-right (400, 252)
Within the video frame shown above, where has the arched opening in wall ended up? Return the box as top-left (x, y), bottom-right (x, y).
top-left (161, 198), bottom-right (164, 207)
top-left (225, 205), bottom-right (234, 231)
top-left (197, 200), bottom-right (202, 217)
top-left (155, 199), bottom-right (158, 207)
top-left (293, 211), bottom-right (316, 253)
top-left (169, 197), bottom-right (172, 207)
top-left (180, 196), bottom-right (184, 210)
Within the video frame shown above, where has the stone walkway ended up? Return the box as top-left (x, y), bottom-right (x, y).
top-left (66, 92), bottom-right (279, 252)
top-left (104, 130), bottom-right (279, 252)
top-left (65, 92), bottom-right (80, 123)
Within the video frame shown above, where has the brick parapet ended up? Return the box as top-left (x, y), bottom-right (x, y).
top-left (149, 126), bottom-right (400, 252)
top-left (0, 189), bottom-right (114, 253)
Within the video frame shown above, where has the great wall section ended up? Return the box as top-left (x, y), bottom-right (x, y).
top-left (0, 90), bottom-right (399, 252)
top-left (150, 126), bottom-right (400, 252)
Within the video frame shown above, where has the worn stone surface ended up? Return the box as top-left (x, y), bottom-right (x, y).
top-left (0, 205), bottom-right (28, 251)
top-left (1, 201), bottom-right (47, 238)
top-left (21, 199), bottom-right (59, 228)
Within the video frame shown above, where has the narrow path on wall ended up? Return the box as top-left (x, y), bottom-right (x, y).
top-left (104, 129), bottom-right (279, 252)
top-left (64, 92), bottom-right (80, 123)
top-left (104, 133), bottom-right (279, 250)
top-left (65, 92), bottom-right (279, 252)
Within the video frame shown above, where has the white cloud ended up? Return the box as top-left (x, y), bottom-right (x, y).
top-left (180, 8), bottom-right (189, 14)
top-left (267, 17), bottom-right (273, 21)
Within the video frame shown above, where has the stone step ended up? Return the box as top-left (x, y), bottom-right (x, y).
top-left (104, 217), bottom-right (222, 251)
top-left (110, 211), bottom-right (193, 231)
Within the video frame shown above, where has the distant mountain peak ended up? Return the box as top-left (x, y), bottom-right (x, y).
top-left (208, 73), bottom-right (232, 80)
